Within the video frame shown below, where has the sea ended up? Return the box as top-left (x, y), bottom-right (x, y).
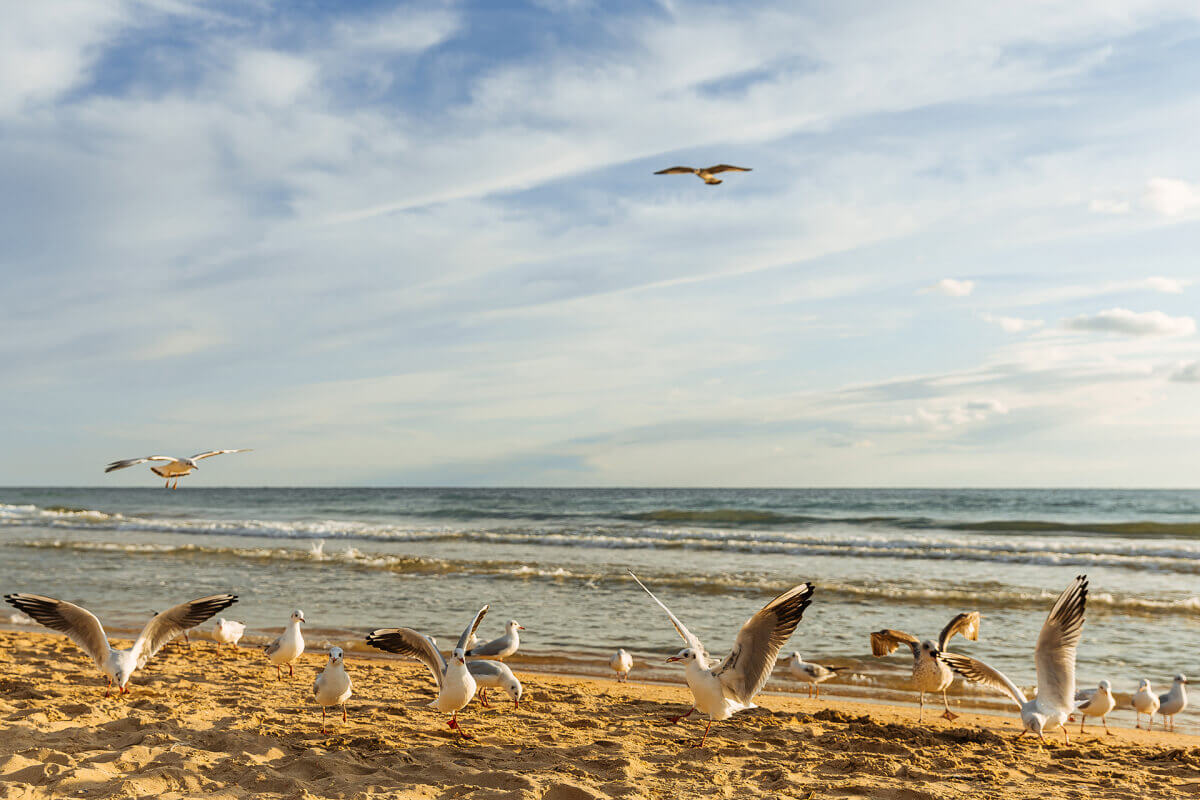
top-left (2, 487), bottom-right (1197, 729)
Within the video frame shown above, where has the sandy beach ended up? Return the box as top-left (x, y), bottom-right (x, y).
top-left (1, 630), bottom-right (1197, 800)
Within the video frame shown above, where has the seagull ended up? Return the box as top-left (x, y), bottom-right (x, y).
top-left (150, 609), bottom-right (190, 648)
top-left (212, 618), bottom-right (246, 651)
top-left (610, 648), bottom-right (634, 683)
top-left (629, 571), bottom-right (814, 747)
top-left (870, 611), bottom-right (981, 722)
top-left (366, 605), bottom-right (489, 739)
top-left (466, 619), bottom-right (523, 660)
top-left (941, 575), bottom-right (1088, 744)
top-left (1133, 679), bottom-right (1160, 730)
top-left (264, 610), bottom-right (305, 679)
top-left (104, 449), bottom-right (252, 489)
top-left (467, 660), bottom-right (522, 709)
top-left (787, 653), bottom-right (844, 699)
top-left (654, 165), bottom-right (752, 185)
top-left (4, 592), bottom-right (237, 696)
top-left (1158, 674), bottom-right (1188, 732)
top-left (1074, 680), bottom-right (1116, 735)
top-left (312, 647), bottom-right (353, 734)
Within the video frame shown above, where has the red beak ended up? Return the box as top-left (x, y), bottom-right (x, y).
top-left (666, 656), bottom-right (682, 663)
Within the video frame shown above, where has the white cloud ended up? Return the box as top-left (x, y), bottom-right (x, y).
top-left (904, 399), bottom-right (1009, 430)
top-left (1170, 362), bottom-right (1200, 383)
top-left (1088, 198), bottom-right (1131, 214)
top-left (1144, 177), bottom-right (1200, 217)
top-left (1141, 276), bottom-right (1188, 294)
top-left (1064, 308), bottom-right (1196, 337)
top-left (922, 278), bottom-right (975, 297)
top-left (980, 313), bottom-right (1043, 333)
top-left (232, 50), bottom-right (318, 107)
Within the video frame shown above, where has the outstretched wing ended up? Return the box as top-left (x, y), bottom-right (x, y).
top-left (654, 166), bottom-right (696, 175)
top-left (366, 628), bottom-right (446, 687)
top-left (190, 449), bottom-right (252, 461)
top-left (1035, 575), bottom-right (1088, 713)
top-left (940, 652), bottom-right (1027, 709)
top-left (456, 606), bottom-right (489, 652)
top-left (703, 165), bottom-right (751, 174)
top-left (131, 594), bottom-right (238, 667)
top-left (716, 583), bottom-right (814, 705)
top-left (938, 611), bottom-right (981, 651)
top-left (870, 629), bottom-right (920, 659)
top-left (104, 456), bottom-right (178, 473)
top-left (4, 593), bottom-right (112, 669)
top-left (628, 571), bottom-right (704, 654)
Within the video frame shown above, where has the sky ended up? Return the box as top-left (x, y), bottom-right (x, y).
top-left (2, 0), bottom-right (1200, 487)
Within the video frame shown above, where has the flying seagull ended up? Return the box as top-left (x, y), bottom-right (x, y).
top-left (870, 611), bottom-right (981, 722)
top-left (654, 164), bottom-right (751, 185)
top-left (104, 449), bottom-right (252, 489)
top-left (5, 592), bottom-right (237, 695)
top-left (942, 575), bottom-right (1088, 744)
top-left (630, 571), bottom-right (813, 747)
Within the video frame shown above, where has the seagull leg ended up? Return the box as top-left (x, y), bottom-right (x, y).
top-left (918, 692), bottom-right (925, 724)
top-left (814, 684), bottom-right (820, 700)
top-left (322, 707), bottom-right (327, 734)
top-left (1103, 716), bottom-right (1112, 735)
top-left (696, 720), bottom-right (713, 747)
top-left (1059, 725), bottom-right (1070, 745)
top-left (941, 690), bottom-right (958, 721)
top-left (479, 689), bottom-right (491, 708)
top-left (342, 704), bottom-right (347, 723)
top-left (164, 480), bottom-right (169, 489)
top-left (275, 665), bottom-right (282, 681)
top-left (289, 663), bottom-right (294, 677)
top-left (1012, 729), bottom-right (1027, 742)
top-left (448, 713), bottom-right (473, 740)
top-left (667, 707), bottom-right (696, 724)
top-left (104, 677), bottom-right (112, 698)
top-left (1080, 716), bottom-right (1086, 735)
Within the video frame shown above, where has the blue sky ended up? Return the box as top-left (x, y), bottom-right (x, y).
top-left (2, 0), bottom-right (1200, 487)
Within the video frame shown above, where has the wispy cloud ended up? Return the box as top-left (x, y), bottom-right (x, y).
top-left (922, 278), bottom-right (975, 297)
top-left (1144, 177), bottom-right (1200, 217)
top-left (1063, 308), bottom-right (1196, 338)
top-left (980, 313), bottom-right (1043, 333)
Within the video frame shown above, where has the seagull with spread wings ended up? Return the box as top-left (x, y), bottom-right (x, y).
top-left (869, 611), bottom-right (981, 722)
top-left (941, 576), bottom-right (1088, 743)
top-left (654, 164), bottom-right (752, 185)
top-left (629, 571), bottom-right (814, 747)
top-left (4, 592), bottom-right (237, 696)
top-left (104, 449), bottom-right (252, 489)
top-left (366, 605), bottom-right (489, 739)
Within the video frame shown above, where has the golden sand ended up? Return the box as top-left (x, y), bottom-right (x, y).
top-left (1, 630), bottom-right (1198, 799)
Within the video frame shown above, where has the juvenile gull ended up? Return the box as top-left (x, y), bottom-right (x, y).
top-left (366, 605), bottom-right (489, 738)
top-left (787, 653), bottom-right (844, 699)
top-left (942, 575), bottom-right (1088, 744)
top-left (466, 619), bottom-right (523, 659)
top-left (104, 449), bottom-right (251, 489)
top-left (1158, 674), bottom-right (1188, 732)
top-left (264, 610), bottom-right (305, 679)
top-left (312, 647), bottom-right (353, 733)
top-left (4, 592), bottom-right (237, 696)
top-left (1074, 679), bottom-right (1116, 735)
top-left (212, 618), bottom-right (246, 650)
top-left (610, 648), bottom-right (634, 683)
top-left (467, 660), bottom-right (522, 709)
top-left (654, 165), bottom-right (752, 185)
top-left (629, 571), bottom-right (814, 747)
top-left (1132, 679), bottom-right (1160, 730)
top-left (870, 611), bottom-right (981, 721)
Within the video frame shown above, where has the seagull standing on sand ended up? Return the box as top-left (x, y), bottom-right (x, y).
top-left (1158, 674), bottom-right (1188, 732)
top-left (467, 660), bottom-right (522, 709)
top-left (654, 164), bottom-right (752, 185)
top-left (869, 611), bottom-right (981, 722)
top-left (941, 575), bottom-right (1088, 744)
top-left (610, 648), bottom-right (634, 683)
top-left (1133, 679), bottom-right (1160, 730)
top-left (312, 647), bottom-right (353, 733)
top-left (366, 606), bottom-right (489, 739)
top-left (466, 619), bottom-right (523, 660)
top-left (264, 610), bottom-right (305, 679)
top-left (629, 571), bottom-right (814, 747)
top-left (787, 653), bottom-right (844, 699)
top-left (212, 618), bottom-right (246, 651)
top-left (104, 449), bottom-right (251, 489)
top-left (1074, 680), bottom-right (1116, 735)
top-left (4, 593), bottom-right (237, 696)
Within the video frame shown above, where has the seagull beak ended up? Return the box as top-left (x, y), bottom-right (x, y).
top-left (457, 656), bottom-right (466, 664)
top-left (666, 656), bottom-right (682, 663)
top-left (514, 699), bottom-right (520, 709)
top-left (518, 626), bottom-right (526, 631)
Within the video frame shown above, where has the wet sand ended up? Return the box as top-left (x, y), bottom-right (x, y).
top-left (1, 630), bottom-right (1198, 799)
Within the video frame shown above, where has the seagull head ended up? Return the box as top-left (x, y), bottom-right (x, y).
top-left (328, 647), bottom-right (344, 665)
top-left (1025, 711), bottom-right (1047, 736)
top-left (452, 647), bottom-right (466, 665)
top-left (666, 647), bottom-right (696, 664)
top-left (1138, 678), bottom-right (1152, 691)
top-left (114, 667), bottom-right (131, 688)
top-left (507, 620), bottom-right (525, 632)
top-left (790, 652), bottom-right (802, 663)
top-left (1175, 673), bottom-right (1188, 685)
top-left (184, 458), bottom-right (200, 469)
top-left (291, 610), bottom-right (305, 624)
top-left (921, 640), bottom-right (940, 658)
top-left (1098, 679), bottom-right (1112, 692)
top-left (505, 678), bottom-right (523, 708)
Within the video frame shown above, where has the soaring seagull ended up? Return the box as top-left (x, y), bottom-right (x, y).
top-left (654, 164), bottom-right (752, 185)
top-left (104, 449), bottom-right (252, 488)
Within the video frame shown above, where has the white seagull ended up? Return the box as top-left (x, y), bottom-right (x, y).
top-left (787, 653), bottom-right (845, 699)
top-left (312, 647), bottom-right (353, 733)
top-left (610, 648), bottom-right (634, 683)
top-left (5, 592), bottom-right (237, 696)
top-left (870, 611), bottom-right (981, 722)
top-left (467, 660), bottom-right (523, 709)
top-left (1074, 679), bottom-right (1116, 735)
top-left (264, 610), bottom-right (305, 679)
top-left (466, 619), bottom-right (524, 660)
top-left (104, 449), bottom-right (251, 489)
top-left (1158, 674), bottom-right (1188, 732)
top-left (630, 571), bottom-right (814, 747)
top-left (366, 605), bottom-right (489, 739)
top-left (212, 618), bottom-right (246, 651)
top-left (942, 575), bottom-right (1088, 744)
top-left (1133, 679), bottom-right (1160, 730)
top-left (654, 164), bottom-right (752, 185)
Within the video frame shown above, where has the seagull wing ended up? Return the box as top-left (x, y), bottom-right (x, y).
top-left (1035, 575), bottom-right (1088, 713)
top-left (190, 449), bottom-right (252, 461)
top-left (938, 611), bottom-right (981, 651)
top-left (466, 660), bottom-right (508, 680)
top-left (703, 165), bottom-right (752, 174)
top-left (104, 456), bottom-right (178, 473)
top-left (466, 633), bottom-right (508, 657)
top-left (366, 628), bottom-right (446, 688)
top-left (654, 166), bottom-right (696, 175)
top-left (4, 594), bottom-right (112, 669)
top-left (940, 652), bottom-right (1027, 709)
top-left (628, 571), bottom-right (704, 655)
top-left (715, 583), bottom-right (814, 705)
top-left (870, 629), bottom-right (920, 659)
top-left (131, 594), bottom-right (238, 667)
top-left (456, 606), bottom-right (490, 652)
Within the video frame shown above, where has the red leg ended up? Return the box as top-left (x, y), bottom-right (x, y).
top-left (667, 707), bottom-right (696, 724)
top-left (479, 689), bottom-right (491, 708)
top-left (322, 707), bottom-right (327, 734)
top-left (288, 663), bottom-right (294, 677)
top-left (104, 677), bottom-right (112, 698)
top-left (342, 705), bottom-right (347, 723)
top-left (697, 720), bottom-right (713, 747)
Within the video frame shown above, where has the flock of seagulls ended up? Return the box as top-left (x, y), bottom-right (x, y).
top-left (3, 571), bottom-right (1191, 743)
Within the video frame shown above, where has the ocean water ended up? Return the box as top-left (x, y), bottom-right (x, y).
top-left (2, 488), bottom-right (1197, 728)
